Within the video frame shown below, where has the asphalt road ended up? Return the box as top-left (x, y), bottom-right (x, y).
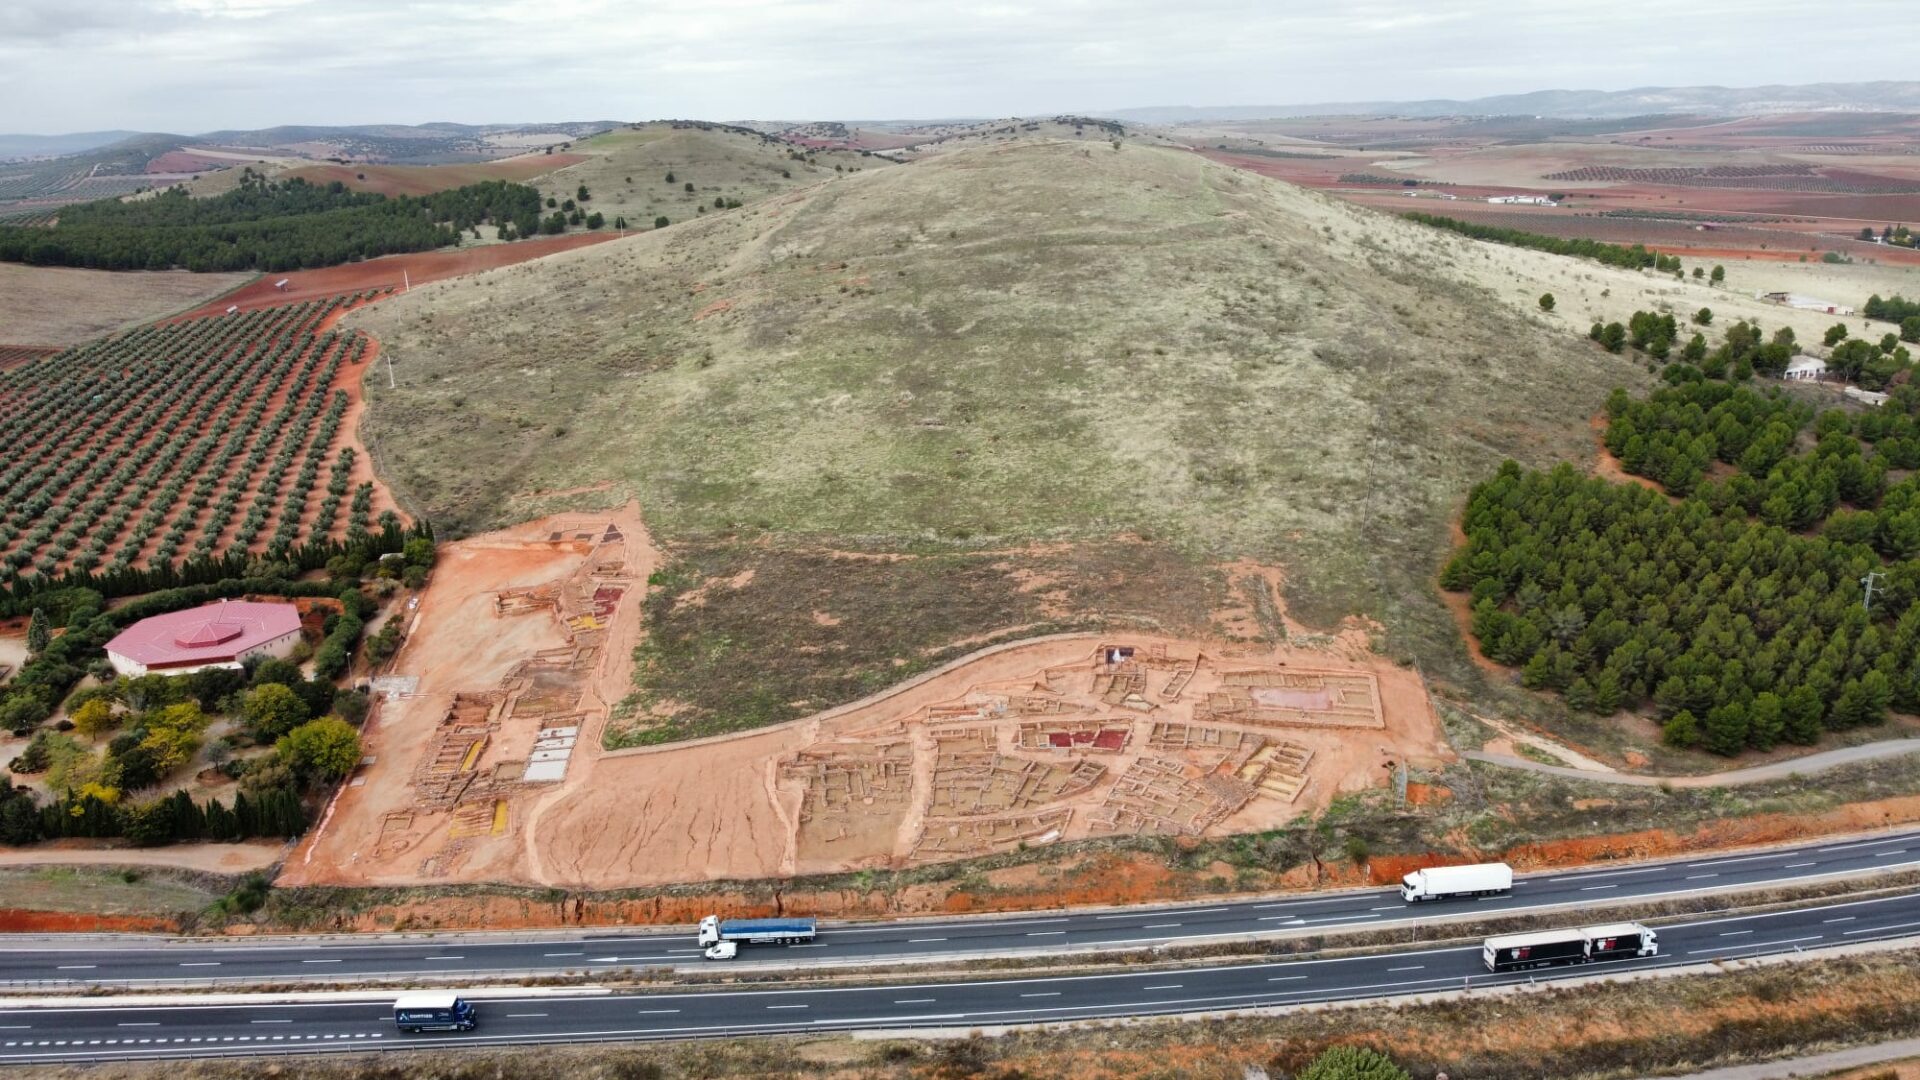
top-left (2, 890), bottom-right (1917, 1065)
top-left (0, 829), bottom-right (1916, 987)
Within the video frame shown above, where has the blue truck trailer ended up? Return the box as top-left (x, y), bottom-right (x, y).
top-left (698, 914), bottom-right (818, 959)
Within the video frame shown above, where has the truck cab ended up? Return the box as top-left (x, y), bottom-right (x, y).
top-left (697, 915), bottom-right (723, 947)
top-left (393, 993), bottom-right (476, 1033)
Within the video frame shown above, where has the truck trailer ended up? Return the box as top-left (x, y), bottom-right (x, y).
top-left (1400, 862), bottom-right (1513, 902)
top-left (1483, 922), bottom-right (1657, 972)
top-left (698, 915), bottom-right (818, 959)
top-left (393, 993), bottom-right (477, 1033)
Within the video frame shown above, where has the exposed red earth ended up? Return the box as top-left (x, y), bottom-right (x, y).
top-left (173, 232), bottom-right (619, 319)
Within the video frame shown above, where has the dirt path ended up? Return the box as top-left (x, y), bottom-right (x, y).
top-left (1466, 738), bottom-right (1920, 787)
top-left (0, 841), bottom-right (283, 874)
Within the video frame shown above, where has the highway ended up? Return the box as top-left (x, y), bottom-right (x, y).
top-left (1, 890), bottom-right (1917, 1064)
top-left (0, 828), bottom-right (1915, 987)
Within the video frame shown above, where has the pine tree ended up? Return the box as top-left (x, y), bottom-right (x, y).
top-left (25, 607), bottom-right (49, 655)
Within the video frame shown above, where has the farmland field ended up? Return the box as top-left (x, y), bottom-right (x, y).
top-left (0, 263), bottom-right (254, 347)
top-left (282, 153), bottom-right (586, 197)
top-left (0, 297), bottom-right (396, 588)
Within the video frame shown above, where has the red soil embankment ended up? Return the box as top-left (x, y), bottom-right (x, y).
top-left (0, 909), bottom-right (179, 933)
top-left (173, 232), bottom-right (620, 319)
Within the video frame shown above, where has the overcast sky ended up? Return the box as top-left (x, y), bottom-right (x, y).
top-left (5, 0), bottom-right (1918, 134)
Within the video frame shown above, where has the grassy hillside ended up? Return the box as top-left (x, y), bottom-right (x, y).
top-left (529, 122), bottom-right (887, 232)
top-left (353, 140), bottom-right (1639, 669)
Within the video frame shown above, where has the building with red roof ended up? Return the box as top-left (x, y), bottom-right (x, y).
top-left (105, 599), bottom-right (303, 677)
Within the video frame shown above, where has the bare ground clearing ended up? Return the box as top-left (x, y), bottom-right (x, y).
top-left (0, 264), bottom-right (253, 347)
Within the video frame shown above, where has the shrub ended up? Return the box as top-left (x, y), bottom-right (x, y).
top-left (1296, 1046), bottom-right (1411, 1080)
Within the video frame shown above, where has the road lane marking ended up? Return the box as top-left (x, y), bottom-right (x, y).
top-left (1388, 965), bottom-right (1425, 972)
top-left (790, 944), bottom-right (828, 948)
top-left (1299, 913), bottom-right (1380, 924)
top-left (1687, 935), bottom-right (1821, 955)
top-left (1785, 862), bottom-right (1816, 869)
top-left (1720, 930), bottom-right (1752, 937)
top-left (250, 1020), bottom-right (292, 1024)
top-left (1824, 917), bottom-right (1856, 924)
top-left (1269, 975), bottom-right (1309, 982)
top-left (543, 952), bottom-right (584, 957)
top-left (1027, 931), bottom-right (1067, 936)
top-left (1258, 916), bottom-right (1307, 922)
top-left (424, 956), bottom-right (465, 961)
top-left (1094, 907), bottom-right (1229, 920)
top-left (894, 998), bottom-right (936, 1004)
top-left (1021, 992), bottom-right (1061, 998)
top-left (908, 938), bottom-right (947, 943)
top-left (300, 959), bottom-right (342, 964)
top-left (1685, 874), bottom-right (1718, 880)
top-left (1141, 923), bottom-right (1181, 930)
top-left (1370, 905), bottom-right (1404, 911)
top-left (506, 1013), bottom-right (547, 1018)
top-left (1143, 984), bottom-right (1183, 990)
top-left (766, 1004), bottom-right (809, 1010)
top-left (634, 1009), bottom-right (681, 1015)
top-left (179, 962), bottom-right (220, 967)
top-left (1876, 850), bottom-right (1909, 857)
top-left (1549, 866), bottom-right (1662, 882)
top-left (1581, 885), bottom-right (1618, 892)
top-left (55, 965), bottom-right (95, 970)
top-left (1844, 920), bottom-right (1920, 936)
top-left (117, 1023), bottom-right (159, 1027)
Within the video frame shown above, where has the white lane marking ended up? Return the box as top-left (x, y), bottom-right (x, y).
top-left (1142, 923), bottom-right (1181, 930)
top-left (1370, 905), bottom-right (1404, 911)
top-left (55, 965), bottom-right (95, 970)
top-left (543, 952), bottom-right (584, 957)
top-left (1687, 935), bottom-right (1822, 955)
top-left (766, 1004), bottom-right (808, 1010)
top-left (1785, 862), bottom-right (1816, 869)
top-left (1020, 992), bottom-right (1061, 998)
top-left (1388, 965), bottom-right (1425, 972)
top-left (1820, 835), bottom-right (1918, 853)
top-left (1685, 853), bottom-right (1782, 869)
top-left (1252, 898), bottom-right (1344, 909)
top-left (1685, 874), bottom-right (1718, 880)
top-left (300, 959), bottom-right (342, 964)
top-left (634, 1009), bottom-right (681, 1015)
top-left (909, 938), bottom-right (947, 943)
top-left (423, 956), bottom-right (464, 961)
top-left (117, 1023), bottom-right (159, 1027)
top-left (1549, 867), bottom-right (1664, 882)
top-left (1143, 984), bottom-right (1184, 990)
top-left (790, 944), bottom-right (828, 949)
top-left (1258, 916), bottom-right (1307, 923)
top-left (1269, 975), bottom-right (1309, 982)
top-left (1094, 906), bottom-right (1230, 920)
top-left (506, 1013), bottom-right (548, 1018)
top-left (1720, 930), bottom-right (1752, 937)
top-left (1876, 850), bottom-right (1909, 857)
top-left (1581, 885), bottom-right (1618, 892)
top-left (1844, 920), bottom-right (1920, 936)
top-left (894, 998), bottom-right (936, 1004)
top-left (1027, 931), bottom-right (1067, 937)
top-left (250, 1020), bottom-right (293, 1024)
top-left (1299, 913), bottom-right (1381, 924)
top-left (179, 962), bottom-right (220, 967)
top-left (1824, 917), bottom-right (1856, 924)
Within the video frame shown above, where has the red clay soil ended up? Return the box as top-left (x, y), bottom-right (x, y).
top-left (284, 155), bottom-right (588, 198)
top-left (0, 345), bottom-right (59, 370)
top-left (173, 233), bottom-right (619, 319)
top-left (1439, 516), bottom-right (1509, 679)
top-left (0, 909), bottom-right (178, 933)
top-left (1589, 412), bottom-right (1669, 495)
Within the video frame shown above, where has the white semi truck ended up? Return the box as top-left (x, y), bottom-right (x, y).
top-left (1399, 861), bottom-right (1513, 902)
top-left (697, 915), bottom-right (818, 959)
top-left (1483, 922), bottom-right (1657, 972)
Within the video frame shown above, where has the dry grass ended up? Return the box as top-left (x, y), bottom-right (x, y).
top-left (0, 264), bottom-right (253, 346)
top-left (0, 865), bottom-right (224, 916)
top-left (353, 140), bottom-right (1644, 692)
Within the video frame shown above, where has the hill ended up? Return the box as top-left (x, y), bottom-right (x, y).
top-left (525, 121), bottom-right (889, 232)
top-left (352, 140), bottom-right (1641, 662)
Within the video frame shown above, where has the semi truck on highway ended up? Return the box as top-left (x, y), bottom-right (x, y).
top-left (393, 993), bottom-right (477, 1032)
top-left (1483, 921), bottom-right (1657, 972)
top-left (1400, 861), bottom-right (1513, 902)
top-left (698, 915), bottom-right (819, 959)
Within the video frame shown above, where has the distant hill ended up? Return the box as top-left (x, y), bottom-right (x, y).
top-left (0, 131), bottom-right (145, 160)
top-left (1111, 80), bottom-right (1920, 122)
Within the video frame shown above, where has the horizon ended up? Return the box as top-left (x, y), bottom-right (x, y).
top-left (5, 0), bottom-right (1919, 134)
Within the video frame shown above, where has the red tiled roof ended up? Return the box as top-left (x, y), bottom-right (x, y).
top-left (106, 600), bottom-right (301, 669)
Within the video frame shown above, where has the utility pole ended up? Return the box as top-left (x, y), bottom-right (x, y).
top-left (1863, 570), bottom-right (1886, 614)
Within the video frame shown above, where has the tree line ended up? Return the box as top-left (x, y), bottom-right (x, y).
top-left (1446, 462), bottom-right (1919, 754)
top-left (0, 172), bottom-right (545, 272)
top-left (1403, 212), bottom-right (1680, 272)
